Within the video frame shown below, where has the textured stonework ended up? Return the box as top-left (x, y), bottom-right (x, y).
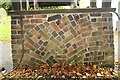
top-left (10, 13), bottom-right (114, 67)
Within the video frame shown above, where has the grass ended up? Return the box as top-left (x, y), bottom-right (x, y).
top-left (118, 71), bottom-right (120, 80)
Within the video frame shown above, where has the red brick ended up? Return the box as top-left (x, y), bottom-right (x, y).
top-left (11, 40), bottom-right (17, 44)
top-left (67, 46), bottom-right (74, 53)
top-left (22, 19), bottom-right (30, 24)
top-left (25, 41), bottom-right (33, 49)
top-left (69, 26), bottom-right (77, 37)
top-left (77, 17), bottom-right (88, 24)
top-left (35, 14), bottom-right (47, 18)
top-left (82, 31), bottom-right (91, 37)
top-left (31, 19), bottom-right (43, 23)
top-left (50, 22), bottom-right (60, 31)
top-left (59, 20), bottom-right (70, 29)
top-left (79, 27), bottom-right (88, 33)
top-left (80, 21), bottom-right (91, 28)
top-left (26, 15), bottom-right (34, 19)
top-left (77, 38), bottom-right (85, 46)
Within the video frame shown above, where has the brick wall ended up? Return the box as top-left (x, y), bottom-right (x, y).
top-left (10, 12), bottom-right (114, 67)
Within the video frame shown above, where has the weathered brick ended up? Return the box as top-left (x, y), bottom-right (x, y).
top-left (97, 18), bottom-right (107, 22)
top-left (11, 40), bottom-right (17, 44)
top-left (87, 36), bottom-right (98, 42)
top-left (11, 30), bottom-right (17, 34)
top-left (50, 22), bottom-right (60, 31)
top-left (91, 22), bottom-right (102, 26)
top-left (77, 17), bottom-right (88, 24)
top-left (56, 36), bottom-right (62, 42)
top-left (88, 42), bottom-right (96, 46)
top-left (31, 19), bottom-right (43, 23)
top-left (24, 24), bottom-right (35, 29)
top-left (25, 35), bottom-right (34, 45)
top-left (52, 31), bottom-right (58, 37)
top-left (50, 36), bottom-right (60, 45)
top-left (82, 31), bottom-right (91, 37)
top-left (107, 40), bottom-right (114, 43)
top-left (26, 15), bottom-right (34, 19)
top-left (17, 40), bottom-right (23, 44)
top-left (39, 30), bottom-right (49, 40)
top-left (35, 14), bottom-right (47, 18)
top-left (12, 25), bottom-right (21, 29)
top-left (98, 55), bottom-right (104, 61)
top-left (104, 31), bottom-right (113, 34)
top-left (11, 20), bottom-right (17, 24)
top-left (12, 50), bottom-right (17, 53)
top-left (22, 19), bottom-right (30, 24)
top-left (80, 21), bottom-right (91, 28)
top-left (13, 59), bottom-right (18, 63)
top-left (66, 43), bottom-right (71, 48)
top-left (79, 14), bottom-right (88, 18)
top-left (44, 22), bottom-right (50, 27)
top-left (109, 35), bottom-right (114, 39)
top-left (68, 15), bottom-right (73, 21)
top-left (71, 21), bottom-right (76, 27)
top-left (73, 14), bottom-right (80, 21)
top-left (76, 38), bottom-right (86, 46)
top-left (52, 59), bottom-right (58, 63)
top-left (11, 15), bottom-right (25, 19)
top-left (34, 25), bottom-right (40, 31)
top-left (88, 47), bottom-right (99, 52)
top-left (24, 41), bottom-right (35, 51)
top-left (108, 18), bottom-right (112, 21)
top-left (103, 22), bottom-right (112, 26)
top-left (11, 35), bottom-right (22, 39)
top-left (59, 20), bottom-right (70, 29)
top-left (12, 44), bottom-right (22, 50)
top-left (61, 16), bottom-right (68, 22)
top-left (41, 51), bottom-right (46, 56)
top-left (69, 26), bottom-right (77, 37)
top-left (67, 46), bottom-right (74, 53)
top-left (103, 35), bottom-right (109, 40)
top-left (90, 13), bottom-right (101, 17)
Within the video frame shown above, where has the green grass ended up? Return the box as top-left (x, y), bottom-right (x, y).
top-left (118, 71), bottom-right (120, 79)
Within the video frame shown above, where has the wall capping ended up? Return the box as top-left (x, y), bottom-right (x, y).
top-left (8, 8), bottom-right (116, 15)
